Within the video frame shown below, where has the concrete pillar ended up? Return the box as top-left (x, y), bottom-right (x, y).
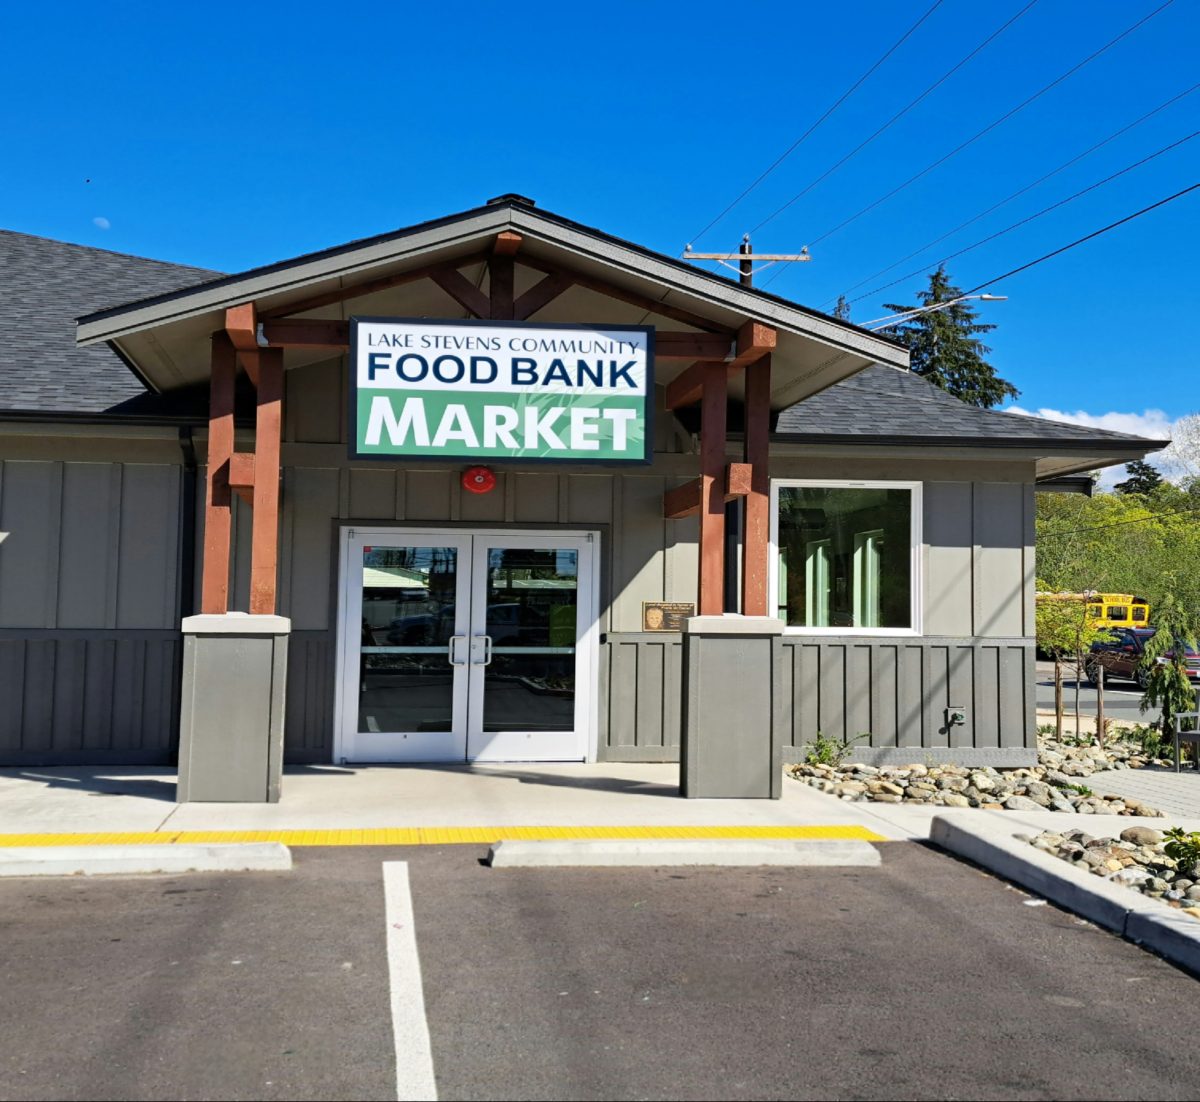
top-left (680, 615), bottom-right (785, 799)
top-left (177, 613), bottom-right (290, 803)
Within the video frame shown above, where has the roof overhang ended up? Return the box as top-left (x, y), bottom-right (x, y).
top-left (768, 432), bottom-right (1167, 479)
top-left (75, 200), bottom-right (908, 411)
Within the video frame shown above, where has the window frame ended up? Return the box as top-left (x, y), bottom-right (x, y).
top-left (768, 478), bottom-right (923, 637)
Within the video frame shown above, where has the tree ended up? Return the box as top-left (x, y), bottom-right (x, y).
top-left (1139, 594), bottom-right (1197, 754)
top-left (883, 266), bottom-right (1018, 408)
top-left (833, 295), bottom-right (851, 321)
top-left (1036, 590), bottom-right (1110, 741)
top-left (1115, 460), bottom-right (1164, 495)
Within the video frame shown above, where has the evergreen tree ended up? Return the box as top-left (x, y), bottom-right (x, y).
top-left (883, 266), bottom-right (1017, 408)
top-left (833, 295), bottom-right (851, 321)
top-left (1114, 460), bottom-right (1164, 495)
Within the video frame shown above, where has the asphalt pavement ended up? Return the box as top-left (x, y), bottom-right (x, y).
top-left (3, 843), bottom-right (1200, 1101)
top-left (1035, 659), bottom-right (1149, 723)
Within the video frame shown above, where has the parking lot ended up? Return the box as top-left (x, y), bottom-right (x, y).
top-left (3, 842), bottom-right (1200, 1101)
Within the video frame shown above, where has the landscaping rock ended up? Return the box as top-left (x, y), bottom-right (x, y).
top-left (787, 730), bottom-right (1166, 816)
top-left (1121, 826), bottom-right (1163, 846)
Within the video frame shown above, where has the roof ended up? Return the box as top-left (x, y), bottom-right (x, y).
top-left (0, 230), bottom-right (220, 417)
top-left (774, 364), bottom-right (1165, 477)
top-left (72, 196), bottom-right (910, 411)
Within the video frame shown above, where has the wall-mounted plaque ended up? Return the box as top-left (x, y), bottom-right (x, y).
top-left (642, 601), bottom-right (695, 632)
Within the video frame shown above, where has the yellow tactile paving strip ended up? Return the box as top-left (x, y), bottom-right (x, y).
top-left (0, 824), bottom-right (885, 847)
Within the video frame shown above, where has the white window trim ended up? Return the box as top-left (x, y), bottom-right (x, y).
top-left (769, 478), bottom-right (923, 638)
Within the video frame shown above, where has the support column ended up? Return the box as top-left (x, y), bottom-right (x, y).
top-left (250, 348), bottom-right (283, 615)
top-left (200, 334), bottom-right (235, 614)
top-left (741, 353), bottom-right (772, 617)
top-left (698, 362), bottom-right (728, 616)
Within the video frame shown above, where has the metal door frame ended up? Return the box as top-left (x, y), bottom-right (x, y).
top-left (333, 525), bottom-right (600, 764)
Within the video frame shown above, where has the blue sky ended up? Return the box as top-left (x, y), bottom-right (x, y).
top-left (2, 0), bottom-right (1197, 438)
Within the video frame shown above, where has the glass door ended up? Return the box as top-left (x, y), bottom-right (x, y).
top-left (466, 534), bottom-right (593, 761)
top-left (338, 532), bottom-right (472, 762)
top-left (336, 529), bottom-right (595, 763)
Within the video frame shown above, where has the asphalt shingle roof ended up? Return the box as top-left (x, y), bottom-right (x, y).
top-left (0, 229), bottom-right (1166, 451)
top-left (0, 230), bottom-right (219, 415)
top-left (775, 364), bottom-right (1162, 448)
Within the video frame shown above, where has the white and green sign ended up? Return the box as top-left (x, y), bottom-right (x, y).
top-left (350, 318), bottom-right (653, 463)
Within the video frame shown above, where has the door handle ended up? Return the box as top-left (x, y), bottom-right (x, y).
top-left (471, 635), bottom-right (493, 666)
top-left (448, 635), bottom-right (467, 666)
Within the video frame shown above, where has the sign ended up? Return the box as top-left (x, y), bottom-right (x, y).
top-left (642, 601), bottom-right (695, 632)
top-left (351, 318), bottom-right (653, 463)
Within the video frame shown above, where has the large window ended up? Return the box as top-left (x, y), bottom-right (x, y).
top-left (771, 481), bottom-right (920, 633)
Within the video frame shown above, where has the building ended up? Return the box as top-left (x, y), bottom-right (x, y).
top-left (0, 196), bottom-right (1163, 797)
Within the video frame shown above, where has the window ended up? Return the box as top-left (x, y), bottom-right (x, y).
top-left (1107, 606), bottom-right (1128, 621)
top-left (772, 481), bottom-right (920, 633)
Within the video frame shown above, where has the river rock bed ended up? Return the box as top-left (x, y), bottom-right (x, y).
top-left (1026, 826), bottom-right (1200, 920)
top-left (788, 733), bottom-right (1166, 815)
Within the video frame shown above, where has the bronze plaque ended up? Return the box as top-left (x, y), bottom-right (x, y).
top-left (642, 601), bottom-right (695, 632)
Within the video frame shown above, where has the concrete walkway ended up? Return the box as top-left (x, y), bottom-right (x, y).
top-left (0, 763), bottom-right (901, 842)
top-left (1071, 766), bottom-right (1200, 820)
top-left (6, 762), bottom-right (1197, 847)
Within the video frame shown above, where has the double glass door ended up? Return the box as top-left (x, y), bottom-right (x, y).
top-left (337, 529), bottom-right (595, 762)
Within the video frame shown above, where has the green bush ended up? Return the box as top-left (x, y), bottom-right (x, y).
top-left (1164, 828), bottom-right (1200, 871)
top-left (802, 732), bottom-right (869, 768)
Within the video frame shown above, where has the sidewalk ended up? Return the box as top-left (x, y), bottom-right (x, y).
top-left (0, 763), bottom-right (901, 844)
top-left (7, 763), bottom-right (1195, 848)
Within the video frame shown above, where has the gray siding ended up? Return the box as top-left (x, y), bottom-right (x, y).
top-left (0, 630), bottom-right (180, 763)
top-left (598, 633), bottom-right (1034, 762)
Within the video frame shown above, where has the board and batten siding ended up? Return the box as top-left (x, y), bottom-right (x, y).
top-left (0, 454), bottom-right (184, 762)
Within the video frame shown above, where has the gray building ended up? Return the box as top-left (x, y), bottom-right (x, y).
top-left (0, 198), bottom-right (1162, 793)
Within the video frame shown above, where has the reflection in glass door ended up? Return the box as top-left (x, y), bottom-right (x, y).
top-left (336, 529), bottom-right (595, 763)
top-left (467, 539), bottom-right (584, 761)
top-left (339, 533), bottom-right (472, 762)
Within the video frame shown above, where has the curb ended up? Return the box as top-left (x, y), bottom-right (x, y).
top-left (0, 842), bottom-right (292, 878)
top-left (487, 838), bottom-right (882, 868)
top-left (930, 812), bottom-right (1200, 978)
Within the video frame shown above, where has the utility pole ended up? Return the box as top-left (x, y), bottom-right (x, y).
top-left (683, 234), bottom-right (811, 288)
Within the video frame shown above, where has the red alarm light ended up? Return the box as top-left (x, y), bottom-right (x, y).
top-left (462, 466), bottom-right (496, 494)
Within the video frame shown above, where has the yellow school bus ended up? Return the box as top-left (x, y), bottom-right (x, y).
top-left (1038, 592), bottom-right (1151, 630)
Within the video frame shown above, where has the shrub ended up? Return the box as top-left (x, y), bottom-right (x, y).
top-left (802, 732), bottom-right (869, 768)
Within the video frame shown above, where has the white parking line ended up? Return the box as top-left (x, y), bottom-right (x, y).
top-left (383, 862), bottom-right (438, 1102)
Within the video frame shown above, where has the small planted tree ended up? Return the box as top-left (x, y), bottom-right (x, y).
top-left (1036, 590), bottom-right (1111, 741)
top-left (1140, 593), bottom-right (1198, 756)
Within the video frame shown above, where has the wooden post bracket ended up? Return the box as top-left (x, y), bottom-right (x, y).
top-left (663, 463), bottom-right (753, 519)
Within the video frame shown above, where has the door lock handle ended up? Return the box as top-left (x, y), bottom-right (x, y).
top-left (471, 635), bottom-right (493, 666)
top-left (448, 635), bottom-right (467, 666)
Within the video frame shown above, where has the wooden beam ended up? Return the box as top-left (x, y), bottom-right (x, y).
top-left (663, 465), bottom-right (753, 519)
top-left (726, 462), bottom-right (753, 497)
top-left (489, 252), bottom-right (515, 320)
top-left (430, 267), bottom-right (490, 319)
top-left (228, 451), bottom-right (256, 506)
top-left (494, 231), bottom-right (523, 256)
top-left (741, 354), bottom-right (772, 617)
top-left (656, 332), bottom-right (735, 360)
top-left (249, 348), bottom-right (284, 615)
top-left (257, 251), bottom-right (490, 319)
top-left (200, 334), bottom-right (236, 615)
top-left (664, 360), bottom-right (722, 412)
top-left (519, 254), bottom-right (729, 333)
top-left (513, 272), bottom-right (573, 321)
top-left (663, 322), bottom-right (777, 409)
top-left (260, 319), bottom-right (349, 348)
top-left (225, 304), bottom-right (257, 352)
top-left (735, 320), bottom-right (777, 364)
top-left (698, 362), bottom-right (728, 615)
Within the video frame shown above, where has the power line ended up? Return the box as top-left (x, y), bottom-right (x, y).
top-left (953, 180), bottom-right (1200, 298)
top-left (825, 80), bottom-right (1200, 309)
top-left (1040, 504), bottom-right (1200, 538)
top-left (686, 1), bottom-right (944, 248)
top-left (762, 0), bottom-right (1177, 289)
top-left (849, 128), bottom-right (1200, 306)
top-left (747, 0), bottom-right (1042, 238)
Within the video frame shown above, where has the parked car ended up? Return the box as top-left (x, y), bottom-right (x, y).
top-left (1084, 627), bottom-right (1200, 689)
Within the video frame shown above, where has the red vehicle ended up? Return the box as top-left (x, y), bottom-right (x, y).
top-left (1084, 627), bottom-right (1200, 689)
